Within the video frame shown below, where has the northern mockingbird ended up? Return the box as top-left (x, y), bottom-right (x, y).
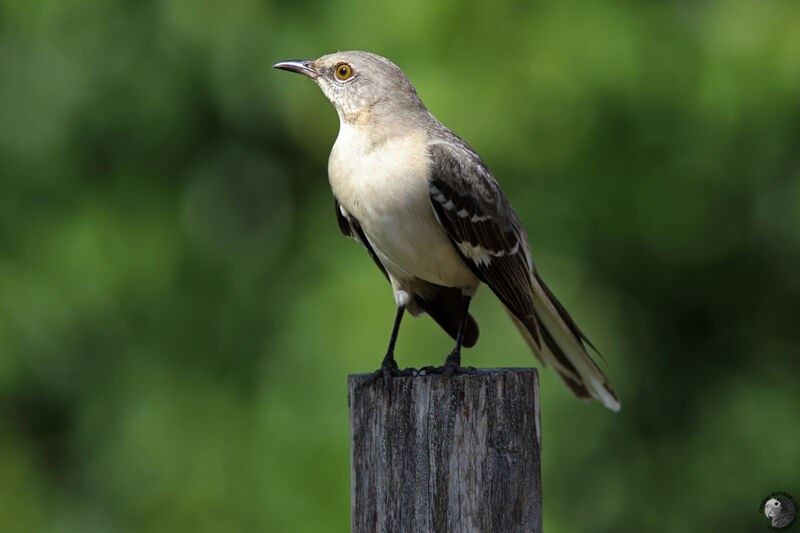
top-left (274, 51), bottom-right (620, 411)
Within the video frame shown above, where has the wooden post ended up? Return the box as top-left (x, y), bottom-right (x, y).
top-left (349, 368), bottom-right (542, 533)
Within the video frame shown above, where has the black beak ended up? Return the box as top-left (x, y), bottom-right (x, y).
top-left (272, 60), bottom-right (318, 79)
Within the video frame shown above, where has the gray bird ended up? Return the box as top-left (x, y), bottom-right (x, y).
top-left (274, 51), bottom-right (620, 410)
top-left (766, 497), bottom-right (796, 529)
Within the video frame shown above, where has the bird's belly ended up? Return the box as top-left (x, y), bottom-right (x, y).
top-left (329, 129), bottom-right (477, 288)
top-left (365, 206), bottom-right (477, 288)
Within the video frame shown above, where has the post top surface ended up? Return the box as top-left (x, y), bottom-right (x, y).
top-left (348, 367), bottom-right (538, 382)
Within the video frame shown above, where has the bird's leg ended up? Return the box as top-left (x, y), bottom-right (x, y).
top-left (421, 295), bottom-right (477, 377)
top-left (368, 306), bottom-right (415, 392)
top-left (379, 305), bottom-right (405, 375)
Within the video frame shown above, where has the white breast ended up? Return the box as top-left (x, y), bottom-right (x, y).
top-left (328, 122), bottom-right (477, 289)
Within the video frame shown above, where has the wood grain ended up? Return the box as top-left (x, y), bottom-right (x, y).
top-left (349, 368), bottom-right (542, 533)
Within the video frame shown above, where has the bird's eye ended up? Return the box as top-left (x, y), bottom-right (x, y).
top-left (335, 63), bottom-right (352, 80)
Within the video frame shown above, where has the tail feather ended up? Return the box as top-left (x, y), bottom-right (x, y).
top-left (414, 281), bottom-right (479, 348)
top-left (507, 273), bottom-right (620, 411)
top-left (506, 310), bottom-right (593, 401)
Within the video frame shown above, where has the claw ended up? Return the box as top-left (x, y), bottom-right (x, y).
top-left (418, 351), bottom-right (474, 376)
top-left (365, 357), bottom-right (416, 399)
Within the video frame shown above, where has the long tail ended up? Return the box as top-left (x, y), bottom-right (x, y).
top-left (506, 271), bottom-right (620, 411)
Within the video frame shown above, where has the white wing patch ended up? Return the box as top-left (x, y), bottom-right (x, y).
top-left (457, 239), bottom-right (521, 267)
top-left (457, 242), bottom-right (493, 267)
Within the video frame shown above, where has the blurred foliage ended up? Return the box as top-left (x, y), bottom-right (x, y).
top-left (1, 0), bottom-right (799, 531)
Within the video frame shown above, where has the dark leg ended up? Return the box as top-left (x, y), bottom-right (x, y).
top-left (421, 295), bottom-right (477, 376)
top-left (369, 306), bottom-right (415, 392)
top-left (386, 305), bottom-right (404, 358)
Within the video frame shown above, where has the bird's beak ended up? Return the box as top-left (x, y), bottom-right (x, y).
top-left (272, 60), bottom-right (318, 79)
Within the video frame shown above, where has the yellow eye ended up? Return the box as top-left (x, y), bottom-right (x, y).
top-left (335, 63), bottom-right (352, 80)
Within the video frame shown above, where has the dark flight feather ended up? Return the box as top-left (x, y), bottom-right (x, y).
top-left (427, 142), bottom-right (541, 348)
top-left (426, 136), bottom-right (619, 409)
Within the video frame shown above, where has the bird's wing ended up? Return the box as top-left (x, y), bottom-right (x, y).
top-left (427, 139), bottom-right (620, 411)
top-left (426, 141), bottom-right (540, 346)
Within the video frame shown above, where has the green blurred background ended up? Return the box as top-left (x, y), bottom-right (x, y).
top-left (1, 0), bottom-right (799, 531)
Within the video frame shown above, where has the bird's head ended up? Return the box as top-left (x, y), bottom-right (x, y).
top-left (273, 51), bottom-right (427, 126)
top-left (765, 498), bottom-right (782, 518)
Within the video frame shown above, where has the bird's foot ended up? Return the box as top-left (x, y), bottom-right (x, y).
top-left (366, 356), bottom-right (416, 394)
top-left (419, 351), bottom-right (476, 377)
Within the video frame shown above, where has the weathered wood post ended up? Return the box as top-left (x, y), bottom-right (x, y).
top-left (349, 368), bottom-right (542, 533)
